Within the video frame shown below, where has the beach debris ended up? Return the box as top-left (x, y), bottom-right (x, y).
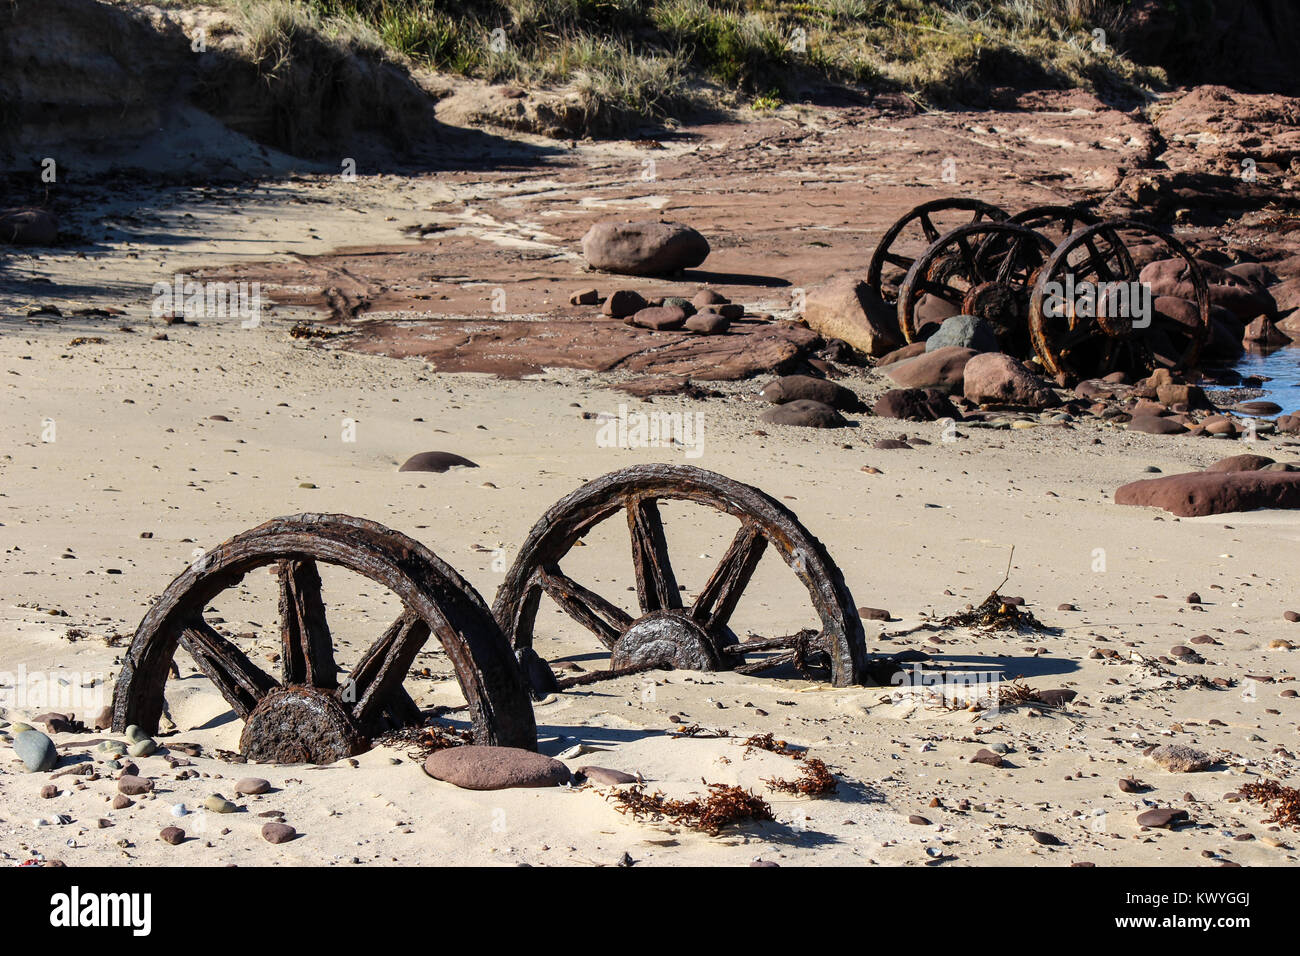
top-left (607, 783), bottom-right (775, 835)
top-left (111, 514), bottom-right (535, 764)
top-left (763, 757), bottom-right (837, 796)
top-left (1238, 779), bottom-right (1300, 829)
top-left (494, 464), bottom-right (867, 690)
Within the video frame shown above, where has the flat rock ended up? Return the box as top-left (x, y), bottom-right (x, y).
top-left (1136, 807), bottom-right (1189, 829)
top-left (398, 451), bottom-right (479, 473)
top-left (628, 305), bottom-right (688, 331)
top-left (684, 311), bottom-right (729, 334)
top-left (1148, 744), bottom-right (1213, 773)
top-left (581, 220), bottom-right (709, 276)
top-left (1115, 470), bottom-right (1300, 516)
top-left (1206, 454), bottom-right (1275, 473)
top-left (759, 399), bottom-right (847, 428)
top-left (577, 766), bottom-right (638, 785)
top-left (423, 745), bottom-right (571, 790)
top-left (1126, 415), bottom-right (1188, 435)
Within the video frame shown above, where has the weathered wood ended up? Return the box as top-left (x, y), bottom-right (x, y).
top-left (692, 521), bottom-right (767, 632)
top-left (535, 564), bottom-right (632, 649)
top-left (277, 558), bottom-right (336, 689)
top-left (178, 617), bottom-right (277, 718)
top-left (627, 497), bottom-right (682, 614)
top-left (348, 610), bottom-right (430, 728)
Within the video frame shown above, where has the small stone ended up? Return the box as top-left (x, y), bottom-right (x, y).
top-left (205, 794), bottom-right (239, 814)
top-left (128, 738), bottom-right (158, 758)
top-left (40, 784), bottom-right (58, 798)
top-left (908, 815), bottom-right (932, 825)
top-left (971, 748), bottom-right (1005, 767)
top-left (111, 794), bottom-right (133, 810)
top-left (124, 724), bottom-right (148, 744)
top-left (159, 826), bottom-right (185, 845)
top-left (261, 822), bottom-right (297, 844)
top-left (1136, 808), bottom-right (1189, 829)
top-left (1118, 778), bottom-right (1144, 793)
top-left (569, 288), bottom-right (599, 306)
top-left (1186, 592), bottom-right (1202, 604)
top-left (1031, 831), bottom-right (1060, 846)
top-left (858, 607), bottom-right (891, 621)
top-left (576, 766), bottom-right (638, 786)
top-left (117, 775), bottom-right (154, 795)
top-left (235, 777), bottom-right (271, 795)
top-left (1285, 611), bottom-right (1300, 623)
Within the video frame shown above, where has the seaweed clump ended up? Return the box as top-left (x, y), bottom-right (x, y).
top-left (608, 784), bottom-right (775, 835)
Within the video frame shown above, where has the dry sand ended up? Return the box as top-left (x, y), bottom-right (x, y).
top-left (2, 102), bottom-right (1299, 868)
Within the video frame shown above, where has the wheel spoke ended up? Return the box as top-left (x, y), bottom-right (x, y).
top-left (627, 498), bottom-right (682, 613)
top-left (277, 558), bottom-right (336, 688)
top-left (692, 522), bottom-right (768, 632)
top-left (346, 610), bottom-right (431, 727)
top-left (884, 252), bottom-right (914, 269)
top-left (535, 565), bottom-right (632, 649)
top-left (178, 617), bottom-right (277, 718)
top-left (919, 213), bottom-right (940, 243)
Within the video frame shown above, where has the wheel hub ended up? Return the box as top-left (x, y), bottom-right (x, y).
top-left (240, 685), bottom-right (366, 764)
top-left (610, 611), bottom-right (725, 672)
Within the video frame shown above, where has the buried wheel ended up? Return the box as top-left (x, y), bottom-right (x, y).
top-left (492, 465), bottom-right (868, 689)
top-left (896, 222), bottom-right (1056, 355)
top-left (867, 198), bottom-right (1008, 305)
top-left (111, 514), bottom-right (536, 763)
top-left (1029, 219), bottom-right (1211, 384)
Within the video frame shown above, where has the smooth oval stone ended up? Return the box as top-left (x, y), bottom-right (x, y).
top-left (261, 822), bottom-right (297, 844)
top-left (13, 730), bottom-right (58, 773)
top-left (128, 738), bottom-right (157, 758)
top-left (235, 777), bottom-right (271, 795)
top-left (124, 724), bottom-right (148, 744)
top-left (159, 826), bottom-right (185, 845)
top-left (97, 740), bottom-right (127, 753)
top-left (117, 775), bottom-right (154, 795)
top-left (577, 766), bottom-right (638, 786)
top-left (204, 795), bottom-right (238, 814)
top-left (397, 452), bottom-right (479, 473)
top-left (1137, 807), bottom-right (1189, 829)
top-left (759, 399), bottom-right (847, 428)
top-left (423, 745), bottom-right (571, 790)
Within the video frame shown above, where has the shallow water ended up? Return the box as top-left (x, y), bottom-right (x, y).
top-left (1226, 345), bottom-right (1300, 415)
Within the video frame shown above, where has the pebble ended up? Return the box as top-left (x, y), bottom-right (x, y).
top-left (1285, 611), bottom-right (1300, 623)
top-left (124, 724), bottom-right (148, 744)
top-left (170, 803), bottom-right (188, 817)
top-left (204, 794), bottom-right (238, 814)
top-left (128, 738), bottom-right (158, 758)
top-left (116, 775), bottom-right (154, 795)
top-left (159, 826), bottom-right (185, 845)
top-left (261, 822), bottom-right (297, 844)
top-left (111, 794), bottom-right (133, 810)
top-left (1137, 807), bottom-right (1189, 829)
top-left (970, 748), bottom-right (1005, 767)
top-left (1031, 831), bottom-right (1060, 846)
top-left (40, 784), bottom-right (58, 798)
top-left (235, 777), bottom-right (271, 795)
top-left (908, 815), bottom-right (932, 825)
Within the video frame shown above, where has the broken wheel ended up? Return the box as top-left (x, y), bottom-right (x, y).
top-left (867, 198), bottom-right (1008, 304)
top-left (1029, 219), bottom-right (1210, 384)
top-left (895, 222), bottom-right (1056, 355)
top-left (492, 464), bottom-right (867, 690)
top-left (111, 514), bottom-right (536, 763)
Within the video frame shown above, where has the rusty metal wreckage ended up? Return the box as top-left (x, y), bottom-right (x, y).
top-left (110, 201), bottom-right (1211, 764)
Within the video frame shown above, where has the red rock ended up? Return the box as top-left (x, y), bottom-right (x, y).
top-left (628, 305), bottom-right (687, 331)
top-left (883, 346), bottom-right (975, 393)
top-left (581, 220), bottom-right (709, 276)
top-left (1116, 470), bottom-right (1300, 516)
top-left (962, 353), bottom-right (1058, 408)
top-left (1137, 807), bottom-right (1189, 829)
top-left (692, 289), bottom-right (729, 308)
top-left (602, 289), bottom-right (648, 317)
top-left (971, 748), bottom-right (1005, 767)
top-left (872, 387), bottom-right (959, 422)
top-left (1126, 416), bottom-right (1188, 435)
top-left (1140, 257), bottom-right (1276, 321)
top-left (684, 311), bottom-right (729, 334)
top-left (261, 822), bottom-right (297, 844)
top-left (1243, 316), bottom-right (1289, 346)
top-left (577, 766), bottom-right (638, 785)
top-left (875, 342), bottom-right (927, 367)
top-left (159, 826), bottom-right (185, 845)
top-left (1205, 454), bottom-right (1274, 473)
top-left (397, 451), bottom-right (479, 473)
top-left (569, 288), bottom-right (599, 306)
top-left (423, 745), bottom-right (572, 790)
top-left (117, 775), bottom-right (153, 795)
top-left (801, 276), bottom-right (902, 357)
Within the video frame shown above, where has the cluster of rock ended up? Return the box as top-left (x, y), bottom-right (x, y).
top-left (568, 284), bottom-right (750, 336)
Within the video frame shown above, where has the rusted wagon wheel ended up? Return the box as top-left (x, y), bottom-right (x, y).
top-left (1006, 204), bottom-right (1103, 239)
top-left (867, 198), bottom-right (1008, 303)
top-left (1029, 219), bottom-right (1211, 384)
top-left (112, 514), bottom-right (536, 763)
top-left (492, 465), bottom-right (867, 689)
top-left (896, 222), bottom-right (1057, 355)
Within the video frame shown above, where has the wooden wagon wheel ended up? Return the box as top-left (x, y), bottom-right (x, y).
top-left (896, 222), bottom-right (1057, 356)
top-left (492, 465), bottom-right (867, 689)
top-left (112, 514), bottom-right (537, 763)
top-left (867, 198), bottom-right (1008, 304)
top-left (1006, 204), bottom-right (1103, 239)
top-left (1029, 219), bottom-right (1211, 385)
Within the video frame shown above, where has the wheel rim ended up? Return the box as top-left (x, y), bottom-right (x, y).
top-left (867, 198), bottom-right (1009, 305)
top-left (492, 464), bottom-right (867, 688)
top-left (112, 513), bottom-right (537, 761)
